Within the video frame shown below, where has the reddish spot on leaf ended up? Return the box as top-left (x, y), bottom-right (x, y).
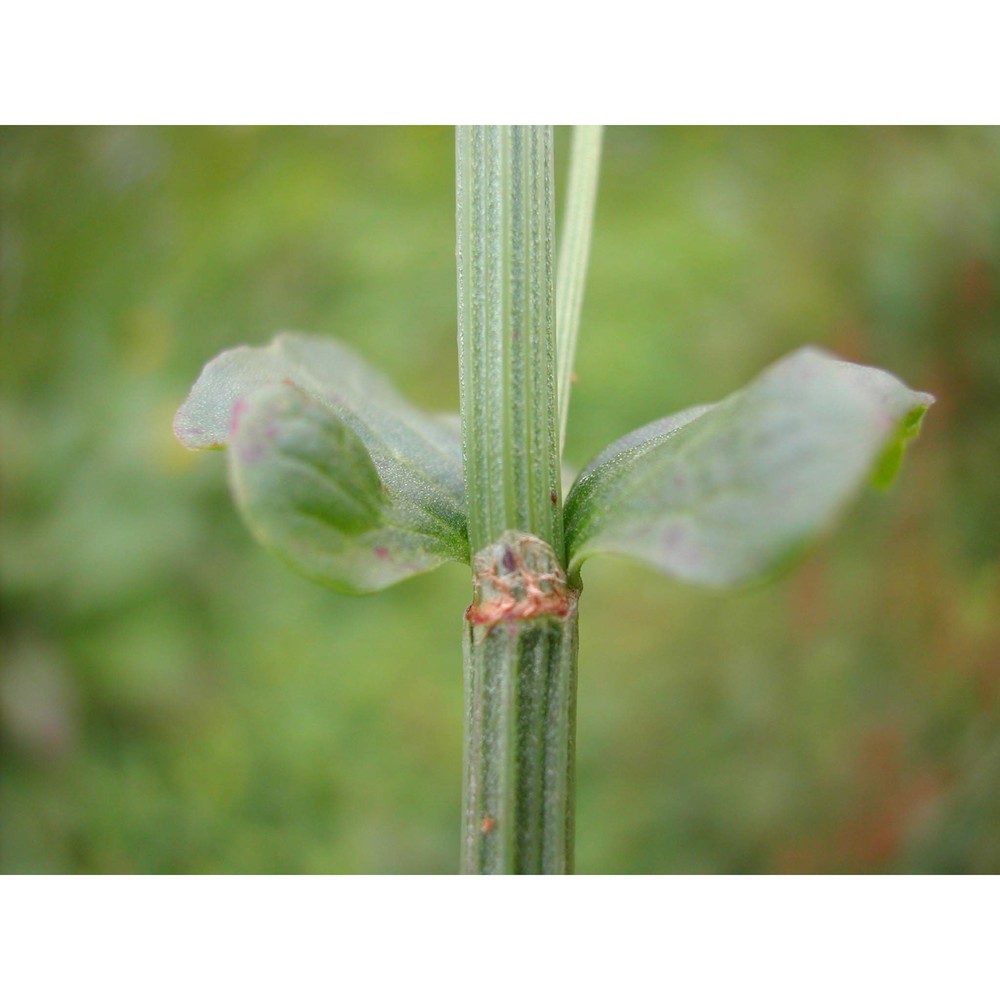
top-left (373, 546), bottom-right (389, 560)
top-left (229, 398), bottom-right (247, 435)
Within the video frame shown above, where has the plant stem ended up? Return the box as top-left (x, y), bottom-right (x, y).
top-left (456, 125), bottom-right (563, 559)
top-left (456, 126), bottom-right (579, 874)
top-left (461, 532), bottom-right (579, 874)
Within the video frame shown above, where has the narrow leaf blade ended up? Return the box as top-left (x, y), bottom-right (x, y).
top-left (564, 347), bottom-right (933, 587)
top-left (228, 383), bottom-right (462, 593)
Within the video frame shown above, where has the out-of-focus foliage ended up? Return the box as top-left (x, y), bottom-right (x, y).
top-left (2, 126), bottom-right (998, 874)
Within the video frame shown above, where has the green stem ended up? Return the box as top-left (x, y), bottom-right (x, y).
top-left (456, 125), bottom-right (563, 559)
top-left (456, 126), bottom-right (578, 874)
top-left (461, 533), bottom-right (578, 874)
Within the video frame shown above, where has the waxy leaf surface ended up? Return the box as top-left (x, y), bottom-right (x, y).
top-left (174, 333), bottom-right (468, 590)
top-left (227, 384), bottom-right (464, 592)
top-left (564, 348), bottom-right (933, 587)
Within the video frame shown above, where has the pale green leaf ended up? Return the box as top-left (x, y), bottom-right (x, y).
top-left (174, 332), bottom-right (468, 580)
top-left (564, 347), bottom-right (934, 586)
top-left (556, 125), bottom-right (603, 449)
top-left (227, 383), bottom-right (463, 593)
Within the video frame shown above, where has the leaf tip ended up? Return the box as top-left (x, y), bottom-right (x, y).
top-left (870, 392), bottom-right (934, 490)
top-left (172, 399), bottom-right (226, 452)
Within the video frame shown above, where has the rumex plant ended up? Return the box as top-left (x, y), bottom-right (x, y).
top-left (173, 126), bottom-right (933, 875)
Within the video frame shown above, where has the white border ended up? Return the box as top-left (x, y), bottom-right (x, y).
top-left (2, 876), bottom-right (996, 998)
top-left (3, 3), bottom-right (997, 124)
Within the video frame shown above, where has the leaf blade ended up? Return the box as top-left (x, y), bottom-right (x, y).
top-left (228, 383), bottom-right (464, 593)
top-left (174, 332), bottom-right (469, 585)
top-left (564, 347), bottom-right (933, 587)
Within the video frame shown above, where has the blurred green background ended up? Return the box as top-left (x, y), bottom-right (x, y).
top-left (2, 126), bottom-right (998, 874)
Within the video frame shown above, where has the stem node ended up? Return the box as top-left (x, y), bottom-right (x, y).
top-left (466, 531), bottom-right (576, 632)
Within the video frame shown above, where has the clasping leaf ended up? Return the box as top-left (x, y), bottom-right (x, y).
top-left (174, 332), bottom-right (468, 592)
top-left (564, 347), bottom-right (933, 587)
